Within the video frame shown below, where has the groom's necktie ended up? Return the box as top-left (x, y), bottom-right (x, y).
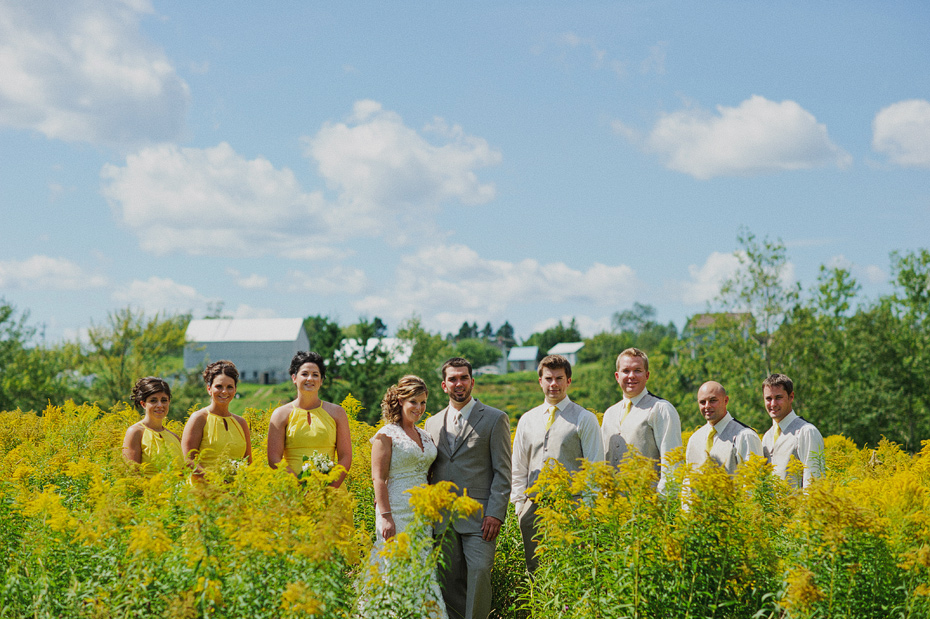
top-left (449, 411), bottom-right (464, 449)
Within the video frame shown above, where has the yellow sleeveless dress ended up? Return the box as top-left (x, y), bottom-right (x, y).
top-left (197, 412), bottom-right (248, 470)
top-left (284, 405), bottom-right (337, 473)
top-left (140, 425), bottom-right (183, 476)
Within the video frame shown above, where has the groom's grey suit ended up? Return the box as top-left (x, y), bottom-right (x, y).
top-left (426, 400), bottom-right (512, 619)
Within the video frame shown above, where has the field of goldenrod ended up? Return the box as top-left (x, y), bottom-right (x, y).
top-left (0, 400), bottom-right (928, 618)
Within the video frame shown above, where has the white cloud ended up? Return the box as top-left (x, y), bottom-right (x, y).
top-left (230, 304), bottom-right (277, 319)
top-left (286, 267), bottom-right (368, 296)
top-left (101, 142), bottom-right (333, 257)
top-left (864, 265), bottom-right (887, 285)
top-left (640, 42), bottom-right (667, 75)
top-left (0, 0), bottom-right (188, 147)
top-left (872, 99), bottom-right (930, 168)
top-left (303, 100), bottom-right (501, 241)
top-left (678, 251), bottom-right (742, 305)
top-left (555, 32), bottom-right (625, 77)
top-left (103, 101), bottom-right (501, 257)
top-left (633, 95), bottom-right (851, 179)
top-left (353, 244), bottom-right (640, 333)
top-left (0, 255), bottom-right (106, 290)
top-left (111, 276), bottom-right (218, 315)
top-left (226, 269), bottom-right (268, 290)
top-left (828, 256), bottom-right (888, 286)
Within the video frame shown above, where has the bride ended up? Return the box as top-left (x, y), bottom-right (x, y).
top-left (368, 375), bottom-right (447, 618)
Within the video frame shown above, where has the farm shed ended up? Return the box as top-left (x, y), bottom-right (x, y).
top-left (184, 318), bottom-right (310, 384)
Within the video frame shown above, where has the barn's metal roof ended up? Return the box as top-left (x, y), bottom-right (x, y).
top-left (186, 318), bottom-right (306, 343)
top-left (507, 346), bottom-right (538, 362)
top-left (548, 341), bottom-right (585, 355)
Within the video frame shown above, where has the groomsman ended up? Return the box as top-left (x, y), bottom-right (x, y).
top-left (685, 381), bottom-right (762, 474)
top-left (426, 357), bottom-right (512, 619)
top-left (511, 354), bottom-right (603, 573)
top-left (600, 348), bottom-right (682, 492)
top-left (760, 373), bottom-right (825, 488)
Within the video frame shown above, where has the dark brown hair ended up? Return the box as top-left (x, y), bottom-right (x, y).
top-left (203, 360), bottom-right (239, 386)
top-left (763, 373), bottom-right (793, 395)
top-left (441, 357), bottom-right (473, 380)
top-left (289, 351), bottom-right (326, 381)
top-left (131, 376), bottom-right (171, 409)
top-left (538, 354), bottom-right (572, 379)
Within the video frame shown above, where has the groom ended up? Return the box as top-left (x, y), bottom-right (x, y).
top-left (426, 357), bottom-right (512, 619)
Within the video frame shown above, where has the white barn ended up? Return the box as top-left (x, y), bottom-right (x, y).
top-left (547, 341), bottom-right (585, 366)
top-left (184, 318), bottom-right (310, 384)
top-left (507, 346), bottom-right (539, 372)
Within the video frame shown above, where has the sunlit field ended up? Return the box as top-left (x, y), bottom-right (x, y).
top-left (1, 399), bottom-right (928, 618)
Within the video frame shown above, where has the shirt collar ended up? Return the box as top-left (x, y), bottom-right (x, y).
top-left (456, 397), bottom-right (477, 422)
top-left (625, 388), bottom-right (649, 406)
top-left (711, 411), bottom-right (733, 433)
top-left (544, 396), bottom-right (571, 411)
top-left (776, 410), bottom-right (798, 431)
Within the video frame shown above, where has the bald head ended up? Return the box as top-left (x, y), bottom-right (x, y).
top-left (697, 381), bottom-right (729, 425)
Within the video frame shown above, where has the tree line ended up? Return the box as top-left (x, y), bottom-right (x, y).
top-left (1, 230), bottom-right (927, 449)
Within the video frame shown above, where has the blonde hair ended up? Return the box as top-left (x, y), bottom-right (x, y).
top-left (616, 347), bottom-right (649, 372)
top-left (380, 375), bottom-right (429, 424)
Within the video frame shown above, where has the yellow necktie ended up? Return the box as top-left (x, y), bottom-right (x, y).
top-left (773, 422), bottom-right (782, 444)
top-left (706, 426), bottom-right (717, 453)
top-left (545, 406), bottom-right (557, 431)
top-left (620, 399), bottom-right (633, 425)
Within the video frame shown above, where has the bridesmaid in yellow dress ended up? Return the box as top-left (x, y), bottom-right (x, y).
top-left (267, 351), bottom-right (352, 487)
top-left (122, 376), bottom-right (183, 475)
top-left (181, 360), bottom-right (253, 481)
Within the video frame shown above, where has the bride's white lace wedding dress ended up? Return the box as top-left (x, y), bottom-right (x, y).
top-left (368, 423), bottom-right (448, 619)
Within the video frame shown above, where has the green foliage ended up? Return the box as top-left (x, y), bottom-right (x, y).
top-left (302, 315), bottom-right (344, 384)
top-left (453, 338), bottom-right (503, 369)
top-left (75, 308), bottom-right (200, 417)
top-left (719, 227), bottom-right (800, 375)
top-left (330, 318), bottom-right (402, 424)
top-left (0, 299), bottom-right (78, 412)
top-left (395, 316), bottom-right (453, 410)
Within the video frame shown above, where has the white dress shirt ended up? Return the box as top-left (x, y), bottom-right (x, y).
top-left (511, 397), bottom-right (603, 510)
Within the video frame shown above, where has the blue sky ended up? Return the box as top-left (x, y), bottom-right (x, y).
top-left (1, 0), bottom-right (928, 343)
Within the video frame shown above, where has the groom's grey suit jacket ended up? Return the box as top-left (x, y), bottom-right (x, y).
top-left (426, 399), bottom-right (512, 534)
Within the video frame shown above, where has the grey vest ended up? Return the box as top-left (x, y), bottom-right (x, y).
top-left (764, 415), bottom-right (814, 487)
top-left (604, 392), bottom-right (664, 475)
top-left (686, 417), bottom-right (753, 475)
top-left (523, 401), bottom-right (594, 496)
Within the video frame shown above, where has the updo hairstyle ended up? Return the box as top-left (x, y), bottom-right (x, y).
top-left (380, 375), bottom-right (428, 425)
top-left (289, 350), bottom-right (326, 381)
top-left (131, 376), bottom-right (172, 410)
top-left (203, 360), bottom-right (239, 386)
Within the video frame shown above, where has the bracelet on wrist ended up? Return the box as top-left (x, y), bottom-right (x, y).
top-left (380, 511), bottom-right (392, 516)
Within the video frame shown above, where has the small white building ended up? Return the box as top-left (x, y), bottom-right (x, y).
top-left (507, 346), bottom-right (539, 372)
top-left (547, 341), bottom-right (585, 366)
top-left (184, 318), bottom-right (310, 384)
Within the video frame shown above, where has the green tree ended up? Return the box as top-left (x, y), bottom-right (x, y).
top-left (396, 316), bottom-right (454, 412)
top-left (495, 321), bottom-right (517, 347)
top-left (887, 248), bottom-right (930, 449)
top-left (774, 266), bottom-right (862, 439)
top-left (80, 308), bottom-right (193, 412)
top-left (719, 227), bottom-right (799, 375)
top-left (453, 338), bottom-right (502, 369)
top-left (330, 318), bottom-right (401, 424)
top-left (0, 300), bottom-right (78, 412)
top-left (303, 315), bottom-right (344, 385)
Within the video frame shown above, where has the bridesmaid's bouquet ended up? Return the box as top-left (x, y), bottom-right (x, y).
top-left (300, 452), bottom-right (334, 477)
